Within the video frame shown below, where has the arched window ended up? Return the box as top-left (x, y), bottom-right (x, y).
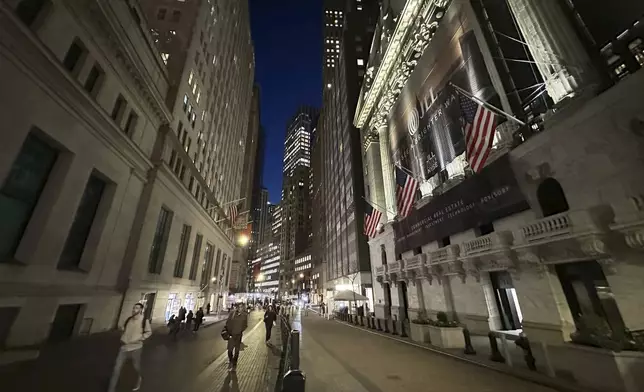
top-left (537, 178), bottom-right (569, 217)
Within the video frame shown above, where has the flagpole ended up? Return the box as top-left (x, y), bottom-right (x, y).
top-left (394, 163), bottom-right (417, 180)
top-left (361, 196), bottom-right (395, 217)
top-left (449, 82), bottom-right (526, 126)
top-left (220, 197), bottom-right (246, 208)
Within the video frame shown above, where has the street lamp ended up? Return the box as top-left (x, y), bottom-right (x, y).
top-left (299, 273), bottom-right (304, 278)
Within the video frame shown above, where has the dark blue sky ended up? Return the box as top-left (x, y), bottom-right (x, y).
top-left (249, 0), bottom-right (323, 204)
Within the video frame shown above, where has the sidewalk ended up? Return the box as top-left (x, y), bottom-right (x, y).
top-left (0, 310), bottom-right (263, 392)
top-left (300, 311), bottom-right (559, 392)
top-left (185, 313), bottom-right (282, 392)
top-left (321, 312), bottom-right (591, 392)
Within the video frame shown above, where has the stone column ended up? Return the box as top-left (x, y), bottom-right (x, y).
top-left (506, 0), bottom-right (598, 104)
top-left (363, 132), bottom-right (386, 218)
top-left (377, 126), bottom-right (398, 221)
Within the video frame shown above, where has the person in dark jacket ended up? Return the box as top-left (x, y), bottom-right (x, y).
top-left (186, 310), bottom-right (194, 331)
top-left (193, 307), bottom-right (205, 332)
top-left (225, 303), bottom-right (248, 371)
top-left (263, 305), bottom-right (277, 343)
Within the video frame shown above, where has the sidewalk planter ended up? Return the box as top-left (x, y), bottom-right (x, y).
top-left (548, 343), bottom-right (644, 392)
top-left (428, 325), bottom-right (465, 349)
top-left (409, 322), bottom-right (431, 344)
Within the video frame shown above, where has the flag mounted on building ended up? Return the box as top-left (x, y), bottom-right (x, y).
top-left (228, 202), bottom-right (239, 225)
top-left (457, 92), bottom-right (498, 173)
top-left (364, 203), bottom-right (382, 238)
top-left (395, 166), bottom-right (419, 218)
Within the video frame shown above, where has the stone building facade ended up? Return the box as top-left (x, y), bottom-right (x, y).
top-left (356, 1), bottom-right (644, 391)
top-left (0, 0), bottom-right (255, 358)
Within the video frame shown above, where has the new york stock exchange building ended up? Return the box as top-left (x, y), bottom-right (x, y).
top-left (353, 1), bottom-right (644, 391)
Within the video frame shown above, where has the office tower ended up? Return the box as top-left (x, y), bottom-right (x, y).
top-left (123, 0), bottom-right (254, 318)
top-left (316, 0), bottom-right (379, 304)
top-left (323, 0), bottom-right (346, 87)
top-left (279, 107), bottom-right (318, 295)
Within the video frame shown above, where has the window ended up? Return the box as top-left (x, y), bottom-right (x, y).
top-left (63, 39), bottom-right (86, 73)
top-left (161, 53), bottom-right (169, 65)
top-left (148, 207), bottom-right (173, 274)
top-left (0, 132), bottom-right (58, 261)
top-left (171, 10), bottom-right (181, 22)
top-left (57, 172), bottom-right (106, 270)
top-left (173, 224), bottom-right (191, 278)
top-left (15, 0), bottom-right (50, 27)
top-left (182, 95), bottom-right (188, 112)
top-left (188, 234), bottom-right (202, 280)
top-left (124, 111), bottom-right (138, 136)
top-left (200, 243), bottom-right (214, 286)
top-left (357, 59), bottom-right (364, 66)
top-left (157, 8), bottom-right (166, 20)
top-left (83, 64), bottom-right (103, 94)
top-left (111, 94), bottom-right (126, 123)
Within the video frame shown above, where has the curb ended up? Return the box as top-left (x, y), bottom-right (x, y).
top-left (332, 318), bottom-right (590, 392)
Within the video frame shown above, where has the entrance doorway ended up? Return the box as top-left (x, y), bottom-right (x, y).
top-left (398, 281), bottom-right (410, 321)
top-left (384, 283), bottom-right (393, 318)
top-left (490, 271), bottom-right (523, 330)
top-left (164, 293), bottom-right (180, 322)
top-left (48, 304), bottom-right (81, 343)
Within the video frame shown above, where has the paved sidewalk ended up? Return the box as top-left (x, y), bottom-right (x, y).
top-left (185, 314), bottom-right (282, 392)
top-left (0, 310), bottom-right (263, 392)
top-left (300, 312), bottom-right (557, 392)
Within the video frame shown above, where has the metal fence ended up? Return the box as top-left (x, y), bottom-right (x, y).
top-left (274, 309), bottom-right (305, 392)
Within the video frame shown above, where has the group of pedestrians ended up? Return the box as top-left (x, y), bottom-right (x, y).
top-left (107, 300), bottom-right (280, 388)
top-left (167, 306), bottom-right (205, 339)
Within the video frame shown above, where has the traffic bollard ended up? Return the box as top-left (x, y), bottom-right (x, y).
top-left (463, 328), bottom-right (477, 355)
top-left (488, 332), bottom-right (505, 363)
top-left (282, 370), bottom-right (305, 392)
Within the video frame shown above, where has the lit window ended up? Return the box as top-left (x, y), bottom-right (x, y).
top-left (188, 70), bottom-right (194, 85)
top-left (357, 59), bottom-right (364, 66)
top-left (169, 30), bottom-right (176, 35)
top-left (161, 53), bottom-right (169, 64)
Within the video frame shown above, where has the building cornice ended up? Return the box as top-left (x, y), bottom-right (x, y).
top-left (354, 0), bottom-right (449, 132)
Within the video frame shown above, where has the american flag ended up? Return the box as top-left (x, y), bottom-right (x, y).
top-left (458, 92), bottom-right (498, 173)
top-left (364, 203), bottom-right (382, 238)
top-left (395, 166), bottom-right (419, 218)
top-left (228, 203), bottom-right (238, 224)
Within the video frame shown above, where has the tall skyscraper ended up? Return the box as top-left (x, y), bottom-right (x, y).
top-left (279, 107), bottom-right (318, 295)
top-left (323, 0), bottom-right (346, 87)
top-left (315, 1), bottom-right (379, 303)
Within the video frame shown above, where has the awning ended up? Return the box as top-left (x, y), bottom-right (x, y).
top-left (332, 290), bottom-right (368, 301)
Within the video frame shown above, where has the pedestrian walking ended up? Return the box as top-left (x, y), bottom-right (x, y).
top-left (225, 303), bottom-right (248, 371)
top-left (206, 303), bottom-right (211, 315)
top-left (107, 303), bottom-right (152, 392)
top-left (167, 315), bottom-right (180, 340)
top-left (186, 310), bottom-right (194, 331)
top-left (178, 306), bottom-right (187, 330)
top-left (194, 307), bottom-right (204, 331)
top-left (263, 305), bottom-right (277, 344)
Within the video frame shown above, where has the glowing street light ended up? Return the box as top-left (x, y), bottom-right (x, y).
top-left (211, 277), bottom-right (216, 283)
top-left (237, 234), bottom-right (249, 246)
top-left (299, 273), bottom-right (304, 279)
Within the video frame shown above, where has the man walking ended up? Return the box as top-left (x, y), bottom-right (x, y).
top-left (225, 303), bottom-right (248, 371)
top-left (108, 303), bottom-right (152, 392)
top-left (263, 305), bottom-right (277, 344)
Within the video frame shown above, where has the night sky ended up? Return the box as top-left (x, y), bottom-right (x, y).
top-left (249, 0), bottom-right (323, 204)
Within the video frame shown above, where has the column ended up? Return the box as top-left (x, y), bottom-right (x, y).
top-left (377, 126), bottom-right (398, 221)
top-left (506, 0), bottom-right (598, 104)
top-left (363, 131), bottom-right (386, 218)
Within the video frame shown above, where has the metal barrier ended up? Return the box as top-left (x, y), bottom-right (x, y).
top-left (276, 314), bottom-right (306, 392)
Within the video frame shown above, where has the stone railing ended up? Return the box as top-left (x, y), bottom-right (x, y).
top-left (428, 244), bottom-right (460, 264)
top-left (462, 231), bottom-right (514, 256)
top-left (387, 260), bottom-right (402, 274)
top-left (403, 254), bottom-right (424, 270)
top-left (520, 212), bottom-right (571, 243)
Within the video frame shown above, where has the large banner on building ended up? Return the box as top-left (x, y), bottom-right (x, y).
top-left (392, 154), bottom-right (529, 255)
top-left (389, 4), bottom-right (500, 180)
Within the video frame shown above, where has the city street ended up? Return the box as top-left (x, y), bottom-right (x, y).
top-left (300, 311), bottom-right (557, 392)
top-left (0, 311), bottom-right (270, 392)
